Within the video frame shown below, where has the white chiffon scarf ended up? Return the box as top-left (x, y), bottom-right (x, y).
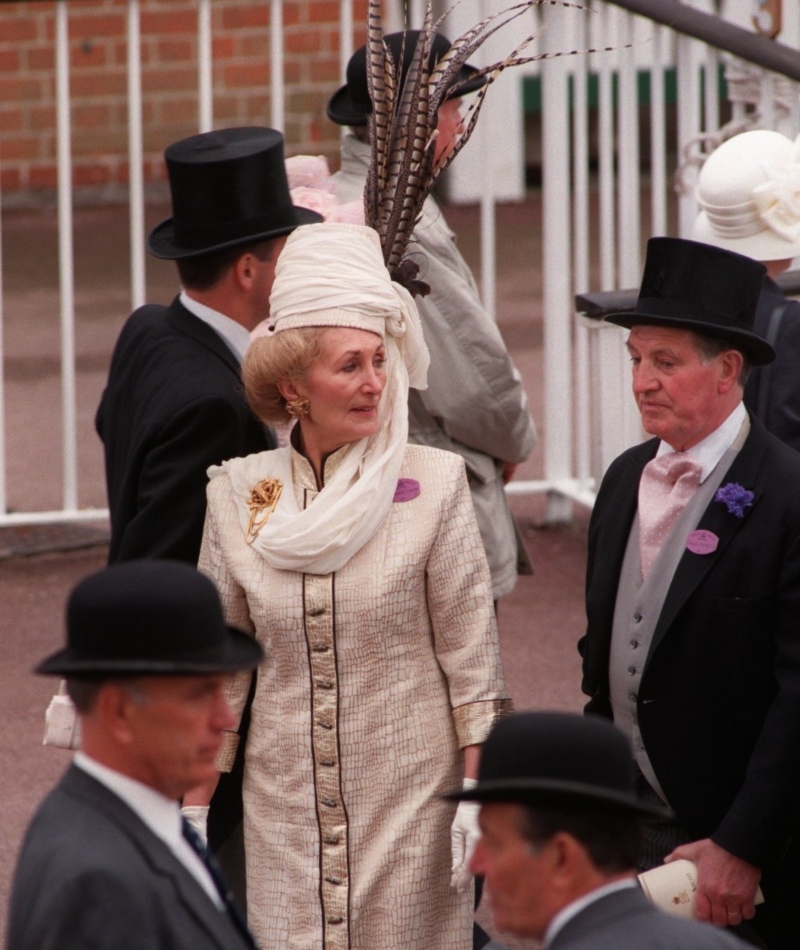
top-left (211, 223), bottom-right (430, 575)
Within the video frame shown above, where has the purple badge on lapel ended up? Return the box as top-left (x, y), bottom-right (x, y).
top-left (686, 529), bottom-right (719, 555)
top-left (393, 478), bottom-right (420, 502)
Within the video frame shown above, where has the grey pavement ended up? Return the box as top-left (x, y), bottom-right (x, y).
top-left (0, 196), bottom-right (589, 946)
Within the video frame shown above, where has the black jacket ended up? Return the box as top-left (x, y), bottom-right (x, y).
top-left (581, 416), bottom-right (800, 946)
top-left (96, 297), bottom-right (274, 564)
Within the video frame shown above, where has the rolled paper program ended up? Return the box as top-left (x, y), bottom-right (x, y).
top-left (638, 859), bottom-right (765, 919)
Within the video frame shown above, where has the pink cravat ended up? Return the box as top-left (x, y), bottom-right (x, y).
top-left (638, 452), bottom-right (703, 580)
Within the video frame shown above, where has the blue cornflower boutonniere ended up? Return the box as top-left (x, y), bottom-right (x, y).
top-left (714, 482), bottom-right (754, 518)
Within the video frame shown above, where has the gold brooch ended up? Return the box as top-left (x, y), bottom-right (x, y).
top-left (245, 477), bottom-right (283, 544)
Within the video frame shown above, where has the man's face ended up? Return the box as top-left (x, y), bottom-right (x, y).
top-left (120, 674), bottom-right (236, 800)
top-left (469, 802), bottom-right (556, 939)
top-left (433, 97), bottom-right (464, 166)
top-left (627, 325), bottom-right (740, 451)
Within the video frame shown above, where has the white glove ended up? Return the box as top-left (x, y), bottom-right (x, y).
top-left (42, 680), bottom-right (81, 749)
top-left (181, 805), bottom-right (210, 846)
top-left (450, 778), bottom-right (480, 892)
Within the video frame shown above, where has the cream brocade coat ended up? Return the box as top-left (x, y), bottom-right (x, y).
top-left (199, 442), bottom-right (511, 950)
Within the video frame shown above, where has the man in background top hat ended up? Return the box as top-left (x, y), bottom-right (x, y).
top-left (6, 561), bottom-right (264, 950)
top-left (580, 236), bottom-right (800, 949)
top-left (328, 31), bottom-right (537, 605)
top-left (96, 126), bottom-right (321, 566)
top-left (451, 711), bottom-right (747, 949)
top-left (692, 129), bottom-right (800, 450)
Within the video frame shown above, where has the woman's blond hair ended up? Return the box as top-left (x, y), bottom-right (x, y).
top-left (242, 328), bottom-right (324, 425)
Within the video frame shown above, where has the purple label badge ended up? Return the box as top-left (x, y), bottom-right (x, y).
top-left (686, 529), bottom-right (719, 556)
top-left (393, 478), bottom-right (421, 502)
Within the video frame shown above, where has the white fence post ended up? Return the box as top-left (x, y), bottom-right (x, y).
top-left (127, 0), bottom-right (146, 310)
top-left (56, 0), bottom-right (78, 513)
top-left (541, 2), bottom-right (573, 522)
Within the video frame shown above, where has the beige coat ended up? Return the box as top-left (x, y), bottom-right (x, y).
top-left (200, 442), bottom-right (511, 950)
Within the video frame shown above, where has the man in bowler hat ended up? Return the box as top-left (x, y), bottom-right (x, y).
top-left (96, 126), bottom-right (321, 565)
top-left (7, 560), bottom-right (263, 950)
top-left (452, 711), bottom-right (747, 949)
top-left (581, 236), bottom-right (800, 948)
top-left (329, 33), bottom-right (537, 605)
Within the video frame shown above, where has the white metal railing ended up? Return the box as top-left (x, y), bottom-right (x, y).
top-left (0, 0), bottom-right (798, 526)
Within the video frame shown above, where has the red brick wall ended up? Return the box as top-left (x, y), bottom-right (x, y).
top-left (0, 0), bottom-right (370, 202)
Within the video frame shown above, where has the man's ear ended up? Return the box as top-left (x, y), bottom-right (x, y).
top-left (718, 349), bottom-right (744, 394)
top-left (95, 684), bottom-right (138, 746)
top-left (543, 832), bottom-right (588, 891)
top-left (233, 252), bottom-right (257, 292)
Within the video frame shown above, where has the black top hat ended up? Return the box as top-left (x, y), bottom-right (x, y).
top-left (606, 237), bottom-right (774, 366)
top-left (446, 711), bottom-right (671, 818)
top-left (327, 31), bottom-right (487, 127)
top-left (36, 561), bottom-right (264, 676)
top-left (148, 127), bottom-right (323, 260)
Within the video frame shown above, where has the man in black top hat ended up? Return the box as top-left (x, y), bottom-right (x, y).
top-left (96, 126), bottom-right (321, 565)
top-left (329, 32), bottom-right (537, 608)
top-left (7, 561), bottom-right (263, 950)
top-left (450, 712), bottom-right (747, 949)
top-left (580, 236), bottom-right (800, 949)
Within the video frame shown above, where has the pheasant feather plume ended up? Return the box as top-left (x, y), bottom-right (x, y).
top-left (364, 0), bottom-right (613, 296)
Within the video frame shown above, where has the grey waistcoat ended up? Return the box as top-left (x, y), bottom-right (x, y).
top-left (609, 418), bottom-right (750, 802)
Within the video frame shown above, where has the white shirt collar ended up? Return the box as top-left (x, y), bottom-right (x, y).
top-left (180, 291), bottom-right (252, 364)
top-left (655, 401), bottom-right (746, 482)
top-left (543, 878), bottom-right (638, 947)
top-left (73, 752), bottom-right (224, 908)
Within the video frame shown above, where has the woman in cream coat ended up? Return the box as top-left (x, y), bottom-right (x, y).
top-left (192, 223), bottom-right (511, 950)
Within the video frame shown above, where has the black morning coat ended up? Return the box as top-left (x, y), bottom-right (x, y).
top-left (581, 414), bottom-right (800, 947)
top-left (96, 296), bottom-right (275, 565)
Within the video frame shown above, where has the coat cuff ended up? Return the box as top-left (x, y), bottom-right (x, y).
top-left (453, 698), bottom-right (514, 748)
top-left (215, 731), bottom-right (240, 772)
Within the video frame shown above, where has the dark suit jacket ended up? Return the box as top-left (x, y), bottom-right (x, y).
top-left (744, 278), bottom-right (800, 450)
top-left (96, 297), bottom-right (274, 564)
top-left (550, 887), bottom-right (747, 949)
top-left (6, 766), bottom-right (256, 950)
top-left (581, 416), bottom-right (800, 932)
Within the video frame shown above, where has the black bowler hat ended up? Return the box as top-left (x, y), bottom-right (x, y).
top-left (327, 30), bottom-right (487, 126)
top-left (446, 711), bottom-right (670, 818)
top-left (36, 561), bottom-right (264, 676)
top-left (148, 127), bottom-right (323, 260)
top-left (606, 237), bottom-right (774, 366)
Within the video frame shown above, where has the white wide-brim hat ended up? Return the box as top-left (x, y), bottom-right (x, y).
top-left (692, 129), bottom-right (800, 262)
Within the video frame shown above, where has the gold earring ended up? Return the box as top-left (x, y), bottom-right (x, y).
top-left (286, 397), bottom-right (310, 418)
